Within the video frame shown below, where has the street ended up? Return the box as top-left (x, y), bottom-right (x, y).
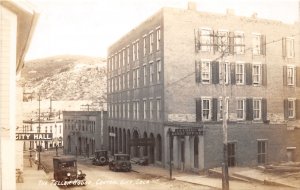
top-left (39, 150), bottom-right (213, 190)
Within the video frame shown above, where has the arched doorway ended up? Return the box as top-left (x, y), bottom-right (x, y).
top-left (123, 129), bottom-right (126, 154)
top-left (119, 128), bottom-right (122, 153)
top-left (194, 136), bottom-right (199, 168)
top-left (156, 134), bottom-right (162, 162)
top-left (127, 129), bottom-right (131, 155)
top-left (133, 130), bottom-right (139, 157)
top-left (149, 133), bottom-right (155, 164)
top-left (143, 132), bottom-right (148, 156)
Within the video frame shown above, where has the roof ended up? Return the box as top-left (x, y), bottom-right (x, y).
top-left (0, 0), bottom-right (39, 73)
top-left (53, 156), bottom-right (77, 162)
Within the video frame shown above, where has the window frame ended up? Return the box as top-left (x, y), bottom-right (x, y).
top-left (287, 65), bottom-right (295, 86)
top-left (201, 97), bottom-right (211, 121)
top-left (257, 139), bottom-right (268, 165)
top-left (200, 28), bottom-right (213, 52)
top-left (234, 31), bottom-right (245, 54)
top-left (288, 98), bottom-right (296, 119)
top-left (286, 37), bottom-right (295, 58)
top-left (201, 59), bottom-right (211, 84)
top-left (236, 98), bottom-right (246, 120)
top-left (252, 33), bottom-right (261, 55)
top-left (156, 27), bottom-right (161, 51)
top-left (252, 63), bottom-right (262, 85)
top-left (253, 98), bottom-right (262, 121)
top-left (236, 62), bottom-right (245, 85)
top-left (149, 31), bottom-right (154, 54)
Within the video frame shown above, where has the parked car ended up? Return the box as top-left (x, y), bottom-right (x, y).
top-left (53, 156), bottom-right (86, 186)
top-left (92, 150), bottom-right (109, 166)
top-left (109, 154), bottom-right (131, 172)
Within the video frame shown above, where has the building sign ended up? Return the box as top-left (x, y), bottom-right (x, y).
top-left (172, 127), bottom-right (203, 136)
top-left (16, 133), bottom-right (53, 141)
top-left (129, 138), bottom-right (155, 146)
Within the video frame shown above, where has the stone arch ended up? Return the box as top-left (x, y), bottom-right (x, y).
top-left (156, 134), bottom-right (162, 162)
top-left (143, 132), bottom-right (148, 156)
top-left (149, 133), bottom-right (155, 164)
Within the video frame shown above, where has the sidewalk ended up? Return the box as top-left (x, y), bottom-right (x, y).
top-left (131, 164), bottom-right (295, 190)
top-left (16, 154), bottom-right (59, 190)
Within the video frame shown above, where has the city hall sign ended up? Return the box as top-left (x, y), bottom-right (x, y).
top-left (16, 133), bottom-right (53, 141)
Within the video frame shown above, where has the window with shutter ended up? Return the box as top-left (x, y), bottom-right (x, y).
top-left (201, 60), bottom-right (211, 84)
top-left (212, 61), bottom-right (219, 84)
top-left (200, 28), bottom-right (213, 52)
top-left (202, 98), bottom-right (211, 121)
top-left (287, 66), bottom-right (296, 86)
top-left (246, 98), bottom-right (254, 121)
top-left (218, 30), bottom-right (229, 53)
top-left (196, 98), bottom-right (202, 122)
top-left (236, 98), bottom-right (245, 120)
top-left (236, 62), bottom-right (245, 85)
top-left (234, 31), bottom-right (245, 54)
top-left (286, 38), bottom-right (295, 58)
top-left (252, 33), bottom-right (261, 55)
top-left (219, 97), bottom-right (229, 121)
top-left (219, 62), bottom-right (229, 84)
top-left (253, 98), bottom-right (262, 120)
top-left (252, 63), bottom-right (261, 85)
top-left (287, 99), bottom-right (296, 119)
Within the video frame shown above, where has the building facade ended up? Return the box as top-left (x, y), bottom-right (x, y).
top-left (107, 3), bottom-right (300, 171)
top-left (0, 1), bottom-right (38, 188)
top-left (63, 111), bottom-right (107, 157)
top-left (22, 120), bottom-right (63, 150)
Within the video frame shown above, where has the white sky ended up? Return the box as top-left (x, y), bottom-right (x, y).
top-left (25, 0), bottom-right (300, 61)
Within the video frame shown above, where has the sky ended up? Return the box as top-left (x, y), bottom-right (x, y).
top-left (25, 0), bottom-right (300, 61)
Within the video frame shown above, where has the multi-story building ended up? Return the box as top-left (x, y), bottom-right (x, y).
top-left (63, 111), bottom-right (107, 157)
top-left (107, 2), bottom-right (300, 171)
top-left (22, 119), bottom-right (63, 150)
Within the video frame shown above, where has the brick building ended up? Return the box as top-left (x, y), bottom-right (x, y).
top-left (63, 111), bottom-right (107, 157)
top-left (107, 3), bottom-right (300, 171)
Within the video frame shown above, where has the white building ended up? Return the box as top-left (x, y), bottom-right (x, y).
top-left (0, 1), bottom-right (38, 189)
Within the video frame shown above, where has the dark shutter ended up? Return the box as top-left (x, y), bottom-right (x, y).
top-left (195, 61), bottom-right (201, 83)
top-left (262, 64), bottom-right (267, 86)
top-left (282, 37), bottom-right (287, 58)
top-left (212, 98), bottom-right (218, 121)
top-left (230, 62), bottom-right (236, 85)
top-left (260, 35), bottom-right (266, 55)
top-left (212, 61), bottom-right (219, 84)
top-left (245, 63), bottom-right (253, 85)
top-left (296, 67), bottom-right (300, 87)
top-left (262, 98), bottom-right (267, 122)
top-left (195, 29), bottom-right (200, 52)
top-left (283, 66), bottom-right (287, 86)
top-left (196, 98), bottom-right (202, 122)
top-left (229, 32), bottom-right (234, 55)
top-left (213, 30), bottom-right (218, 53)
top-left (296, 99), bottom-right (300, 119)
top-left (246, 98), bottom-right (253, 121)
top-left (284, 99), bottom-right (288, 120)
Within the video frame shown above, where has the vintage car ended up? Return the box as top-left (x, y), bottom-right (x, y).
top-left (53, 156), bottom-right (86, 186)
top-left (109, 154), bottom-right (131, 172)
top-left (92, 150), bottom-right (109, 166)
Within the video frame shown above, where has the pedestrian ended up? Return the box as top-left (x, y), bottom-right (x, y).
top-left (29, 154), bottom-right (32, 167)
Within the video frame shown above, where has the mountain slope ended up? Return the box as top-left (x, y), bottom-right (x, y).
top-left (21, 55), bottom-right (107, 102)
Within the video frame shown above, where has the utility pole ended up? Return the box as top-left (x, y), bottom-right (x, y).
top-left (220, 53), bottom-right (229, 190)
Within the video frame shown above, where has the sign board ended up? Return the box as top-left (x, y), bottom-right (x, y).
top-left (172, 127), bottom-right (203, 136)
top-left (16, 133), bottom-right (53, 141)
top-left (109, 132), bottom-right (116, 137)
top-left (129, 138), bottom-right (155, 146)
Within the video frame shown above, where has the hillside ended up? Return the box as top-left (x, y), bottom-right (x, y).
top-left (21, 55), bottom-right (107, 103)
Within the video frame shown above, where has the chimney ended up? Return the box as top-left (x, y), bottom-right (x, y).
top-left (188, 1), bottom-right (197, 11)
top-left (226, 9), bottom-right (235, 16)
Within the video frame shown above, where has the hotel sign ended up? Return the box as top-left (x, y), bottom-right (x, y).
top-left (16, 133), bottom-right (53, 141)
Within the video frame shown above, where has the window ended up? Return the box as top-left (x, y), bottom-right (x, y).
top-left (127, 102), bottom-right (130, 119)
top-left (143, 100), bottom-right (147, 120)
top-left (123, 74), bottom-right (126, 90)
top-left (137, 68), bottom-right (140, 87)
top-left (136, 40), bottom-right (139, 60)
top-left (258, 140), bottom-right (267, 164)
top-left (122, 49), bottom-right (126, 66)
top-left (253, 34), bottom-right (261, 55)
top-left (123, 103), bottom-right (126, 119)
top-left (150, 62), bottom-right (154, 84)
top-left (127, 46), bottom-right (130, 65)
top-left (202, 98), bottom-right (211, 121)
top-left (219, 97), bottom-right (229, 120)
top-left (201, 60), bottom-right (211, 84)
top-left (133, 70), bottom-right (136, 88)
top-left (234, 31), bottom-right (245, 54)
top-left (219, 62), bottom-right (229, 84)
top-left (143, 65), bottom-right (147, 86)
top-left (253, 99), bottom-right (262, 120)
top-left (119, 75), bottom-right (122, 90)
top-left (157, 60), bottom-right (161, 83)
top-left (157, 99), bottom-right (161, 120)
top-left (283, 37), bottom-right (295, 58)
top-left (287, 66), bottom-right (295, 86)
top-left (118, 51), bottom-right (121, 67)
top-left (218, 30), bottom-right (228, 53)
top-left (237, 99), bottom-right (245, 120)
top-left (149, 32), bottom-right (154, 53)
top-left (288, 99), bottom-right (295, 119)
top-left (127, 72), bottom-right (130, 89)
top-left (200, 28), bottom-right (212, 52)
top-left (156, 28), bottom-right (161, 51)
top-left (236, 62), bottom-right (244, 85)
top-left (150, 100), bottom-right (153, 120)
top-left (253, 63), bottom-right (262, 85)
top-left (143, 36), bottom-right (147, 56)
top-left (133, 101), bottom-right (137, 120)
